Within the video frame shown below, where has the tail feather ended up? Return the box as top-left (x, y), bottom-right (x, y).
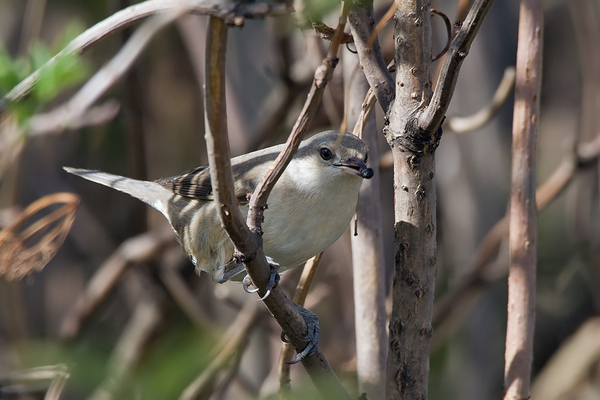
top-left (63, 167), bottom-right (173, 214)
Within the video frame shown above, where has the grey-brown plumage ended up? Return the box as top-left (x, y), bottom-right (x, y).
top-left (65, 130), bottom-right (373, 282)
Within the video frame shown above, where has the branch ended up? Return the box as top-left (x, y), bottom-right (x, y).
top-left (245, 2), bottom-right (350, 237)
top-left (3, 0), bottom-right (292, 105)
top-left (418, 0), bottom-right (496, 132)
top-left (347, 0), bottom-right (395, 113)
top-left (504, 0), bottom-right (543, 397)
top-left (345, 53), bottom-right (387, 400)
top-left (278, 253), bottom-right (323, 399)
top-left (430, 9), bottom-right (452, 62)
top-left (446, 66), bottom-right (516, 133)
top-left (312, 21), bottom-right (354, 43)
top-left (202, 14), bottom-right (351, 400)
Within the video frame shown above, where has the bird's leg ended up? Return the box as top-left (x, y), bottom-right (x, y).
top-left (281, 305), bottom-right (319, 364)
top-left (217, 252), bottom-right (246, 283)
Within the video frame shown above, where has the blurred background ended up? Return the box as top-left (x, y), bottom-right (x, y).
top-left (1, 0), bottom-right (599, 399)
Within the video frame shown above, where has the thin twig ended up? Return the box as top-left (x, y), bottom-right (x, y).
top-left (246, 3), bottom-right (350, 227)
top-left (377, 66), bottom-right (517, 160)
top-left (278, 253), bottom-right (323, 399)
top-left (3, 0), bottom-right (293, 105)
top-left (345, 52), bottom-right (387, 400)
top-left (418, 0), bottom-right (496, 132)
top-left (365, 2), bottom-right (396, 50)
top-left (431, 9), bottom-right (452, 61)
top-left (446, 67), bottom-right (516, 133)
top-left (0, 364), bottom-right (70, 400)
top-left (0, 192), bottom-right (79, 281)
top-left (347, 0), bottom-right (395, 113)
top-left (312, 21), bottom-right (354, 43)
top-left (27, 100), bottom-right (121, 135)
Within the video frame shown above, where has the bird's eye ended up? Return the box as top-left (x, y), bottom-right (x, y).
top-left (320, 148), bottom-right (333, 160)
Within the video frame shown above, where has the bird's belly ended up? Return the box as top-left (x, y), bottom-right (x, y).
top-left (259, 193), bottom-right (358, 269)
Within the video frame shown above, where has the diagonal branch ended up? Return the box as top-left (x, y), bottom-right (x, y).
top-left (245, 1), bottom-right (351, 233)
top-left (347, 0), bottom-right (395, 113)
top-left (418, 0), bottom-right (496, 132)
top-left (447, 66), bottom-right (516, 133)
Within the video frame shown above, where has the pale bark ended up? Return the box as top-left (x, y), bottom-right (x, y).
top-left (503, 0), bottom-right (543, 399)
top-left (344, 54), bottom-right (387, 400)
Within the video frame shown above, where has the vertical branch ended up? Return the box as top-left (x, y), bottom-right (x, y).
top-left (204, 16), bottom-right (251, 246)
top-left (344, 56), bottom-right (387, 400)
top-left (503, 0), bottom-right (542, 399)
top-left (385, 1), bottom-right (434, 399)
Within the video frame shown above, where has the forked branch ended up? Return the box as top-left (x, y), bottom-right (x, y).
top-left (418, 0), bottom-right (496, 132)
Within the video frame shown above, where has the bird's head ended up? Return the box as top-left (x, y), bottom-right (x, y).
top-left (285, 131), bottom-right (373, 194)
top-left (300, 130), bottom-right (373, 179)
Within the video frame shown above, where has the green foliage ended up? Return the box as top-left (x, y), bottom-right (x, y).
top-left (0, 20), bottom-right (90, 124)
top-left (303, 0), bottom-right (340, 26)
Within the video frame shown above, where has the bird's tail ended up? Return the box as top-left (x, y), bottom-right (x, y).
top-left (63, 167), bottom-right (173, 215)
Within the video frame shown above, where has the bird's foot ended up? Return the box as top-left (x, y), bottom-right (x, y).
top-left (259, 257), bottom-right (280, 301)
top-left (281, 305), bottom-right (319, 364)
top-left (241, 257), bottom-right (280, 301)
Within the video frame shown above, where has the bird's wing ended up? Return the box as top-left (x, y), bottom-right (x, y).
top-left (155, 164), bottom-right (264, 204)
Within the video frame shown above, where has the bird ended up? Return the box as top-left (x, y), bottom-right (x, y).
top-left (64, 130), bottom-right (373, 284)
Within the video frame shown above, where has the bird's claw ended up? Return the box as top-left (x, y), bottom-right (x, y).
top-left (242, 275), bottom-right (259, 293)
top-left (240, 257), bottom-right (280, 300)
top-left (281, 306), bottom-right (319, 364)
top-left (257, 259), bottom-right (280, 301)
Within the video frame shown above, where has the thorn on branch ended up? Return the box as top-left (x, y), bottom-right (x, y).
top-left (312, 21), bottom-right (354, 43)
top-left (431, 9), bottom-right (452, 61)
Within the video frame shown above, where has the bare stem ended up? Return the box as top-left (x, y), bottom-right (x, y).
top-left (504, 0), bottom-right (543, 398)
top-left (345, 52), bottom-right (387, 400)
top-left (347, 0), bottom-right (394, 113)
top-left (447, 66), bottom-right (516, 133)
top-left (278, 253), bottom-right (323, 399)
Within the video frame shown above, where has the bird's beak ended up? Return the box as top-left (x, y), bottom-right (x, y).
top-left (334, 157), bottom-right (374, 179)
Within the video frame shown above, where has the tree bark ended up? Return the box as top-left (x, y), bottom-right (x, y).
top-left (384, 2), bottom-right (437, 399)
